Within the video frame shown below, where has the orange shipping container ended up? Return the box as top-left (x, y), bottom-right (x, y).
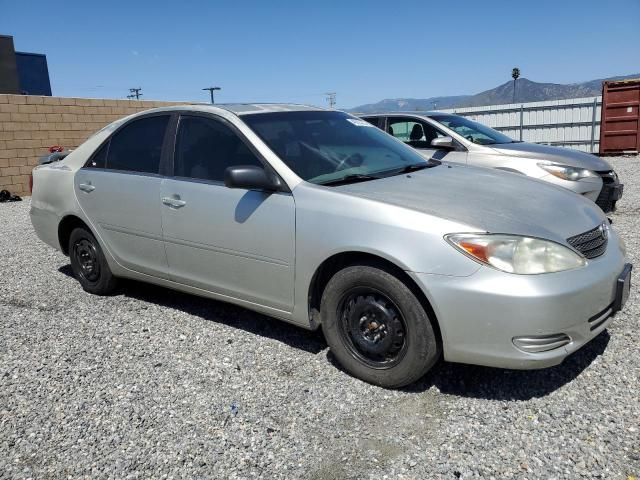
top-left (599, 78), bottom-right (640, 155)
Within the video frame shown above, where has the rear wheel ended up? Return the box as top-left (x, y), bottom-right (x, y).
top-left (69, 227), bottom-right (118, 295)
top-left (321, 264), bottom-right (439, 388)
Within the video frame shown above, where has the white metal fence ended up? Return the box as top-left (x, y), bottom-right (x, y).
top-left (441, 96), bottom-right (601, 153)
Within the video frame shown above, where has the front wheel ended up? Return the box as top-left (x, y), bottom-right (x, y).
top-left (321, 265), bottom-right (440, 388)
top-left (69, 227), bottom-right (118, 295)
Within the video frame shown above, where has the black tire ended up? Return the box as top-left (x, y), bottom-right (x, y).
top-left (321, 264), bottom-right (439, 388)
top-left (68, 227), bottom-right (118, 295)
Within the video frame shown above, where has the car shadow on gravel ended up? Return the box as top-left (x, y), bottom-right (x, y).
top-left (58, 265), bottom-right (328, 355)
top-left (404, 330), bottom-right (611, 400)
top-left (323, 328), bottom-right (609, 399)
top-left (58, 264), bottom-right (613, 397)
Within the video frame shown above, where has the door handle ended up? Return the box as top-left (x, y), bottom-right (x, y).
top-left (162, 196), bottom-right (187, 208)
top-left (78, 183), bottom-right (95, 193)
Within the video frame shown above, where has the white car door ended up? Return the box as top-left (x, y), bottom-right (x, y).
top-left (386, 116), bottom-right (468, 164)
top-left (74, 114), bottom-right (171, 278)
top-left (159, 114), bottom-right (296, 312)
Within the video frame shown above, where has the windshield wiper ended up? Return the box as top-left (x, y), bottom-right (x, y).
top-left (318, 173), bottom-right (381, 186)
top-left (318, 160), bottom-right (440, 186)
top-left (388, 160), bottom-right (441, 175)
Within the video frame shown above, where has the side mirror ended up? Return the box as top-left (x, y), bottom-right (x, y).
top-left (430, 136), bottom-right (455, 150)
top-left (224, 165), bottom-right (283, 192)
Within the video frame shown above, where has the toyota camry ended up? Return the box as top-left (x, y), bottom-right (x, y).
top-left (30, 104), bottom-right (632, 387)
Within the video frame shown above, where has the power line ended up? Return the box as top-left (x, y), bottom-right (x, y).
top-left (127, 87), bottom-right (142, 100)
top-left (325, 92), bottom-right (336, 109)
top-left (203, 86), bottom-right (221, 104)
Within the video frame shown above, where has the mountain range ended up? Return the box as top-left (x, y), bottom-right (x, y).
top-left (350, 73), bottom-right (640, 113)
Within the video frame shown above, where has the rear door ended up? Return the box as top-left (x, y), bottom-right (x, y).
top-left (75, 113), bottom-right (171, 278)
top-left (159, 113), bottom-right (296, 312)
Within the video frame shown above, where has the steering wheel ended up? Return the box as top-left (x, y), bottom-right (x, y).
top-left (335, 153), bottom-right (364, 172)
top-left (465, 135), bottom-right (475, 143)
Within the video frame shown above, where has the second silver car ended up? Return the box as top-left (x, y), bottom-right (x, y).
top-left (361, 112), bottom-right (623, 212)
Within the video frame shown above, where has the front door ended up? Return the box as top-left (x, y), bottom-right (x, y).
top-left (75, 114), bottom-right (171, 278)
top-left (160, 114), bottom-right (296, 312)
top-left (386, 116), bottom-right (468, 164)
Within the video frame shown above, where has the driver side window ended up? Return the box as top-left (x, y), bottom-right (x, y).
top-left (174, 116), bottom-right (263, 182)
top-left (387, 117), bottom-right (445, 149)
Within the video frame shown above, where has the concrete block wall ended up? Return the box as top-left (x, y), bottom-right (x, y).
top-left (0, 94), bottom-right (183, 196)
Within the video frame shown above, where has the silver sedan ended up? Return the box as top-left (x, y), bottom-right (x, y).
top-left (360, 113), bottom-right (623, 212)
top-left (30, 104), bottom-right (632, 388)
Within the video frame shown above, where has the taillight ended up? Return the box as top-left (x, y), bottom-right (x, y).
top-left (29, 173), bottom-right (33, 193)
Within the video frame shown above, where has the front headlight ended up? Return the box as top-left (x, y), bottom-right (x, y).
top-left (445, 233), bottom-right (586, 274)
top-left (537, 162), bottom-right (597, 181)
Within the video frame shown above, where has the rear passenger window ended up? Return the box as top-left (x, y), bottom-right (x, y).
top-left (361, 117), bottom-right (381, 128)
top-left (174, 116), bottom-right (263, 182)
top-left (106, 115), bottom-right (169, 174)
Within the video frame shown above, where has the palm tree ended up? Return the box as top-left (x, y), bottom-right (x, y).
top-left (512, 68), bottom-right (521, 103)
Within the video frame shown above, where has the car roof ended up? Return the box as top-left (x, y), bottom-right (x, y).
top-left (128, 103), bottom-right (327, 117)
top-left (219, 103), bottom-right (325, 115)
top-left (357, 111), bottom-right (455, 118)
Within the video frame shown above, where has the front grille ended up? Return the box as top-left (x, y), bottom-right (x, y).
top-left (596, 170), bottom-right (617, 184)
top-left (595, 171), bottom-right (618, 212)
top-left (567, 224), bottom-right (608, 259)
top-left (595, 187), bottom-right (615, 212)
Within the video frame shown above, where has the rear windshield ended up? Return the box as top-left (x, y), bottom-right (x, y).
top-left (242, 111), bottom-right (430, 185)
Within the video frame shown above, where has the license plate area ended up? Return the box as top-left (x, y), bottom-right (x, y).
top-left (613, 263), bottom-right (632, 313)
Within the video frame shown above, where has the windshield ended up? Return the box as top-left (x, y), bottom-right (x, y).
top-left (242, 111), bottom-right (433, 185)
top-left (430, 115), bottom-right (514, 145)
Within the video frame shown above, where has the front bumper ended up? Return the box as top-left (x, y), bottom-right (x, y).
top-left (539, 173), bottom-right (602, 201)
top-left (538, 170), bottom-right (623, 213)
top-left (410, 231), bottom-right (629, 369)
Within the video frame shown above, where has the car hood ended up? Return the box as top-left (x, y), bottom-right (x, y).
top-left (488, 142), bottom-right (612, 171)
top-left (335, 164), bottom-right (606, 242)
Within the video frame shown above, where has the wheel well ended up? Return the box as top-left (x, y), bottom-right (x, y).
top-left (58, 215), bottom-right (91, 256)
top-left (308, 252), bottom-right (442, 343)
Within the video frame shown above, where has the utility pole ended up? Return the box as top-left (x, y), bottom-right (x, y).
top-left (511, 68), bottom-right (520, 103)
top-left (325, 92), bottom-right (336, 109)
top-left (203, 86), bottom-right (221, 104)
top-left (127, 87), bottom-right (142, 100)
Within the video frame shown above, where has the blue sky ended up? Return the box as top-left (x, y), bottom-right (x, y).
top-left (1, 0), bottom-right (638, 108)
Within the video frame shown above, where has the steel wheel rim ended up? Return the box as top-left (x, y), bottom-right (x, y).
top-left (73, 238), bottom-right (100, 283)
top-left (337, 287), bottom-right (408, 369)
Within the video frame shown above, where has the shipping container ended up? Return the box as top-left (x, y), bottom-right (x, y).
top-left (599, 79), bottom-right (640, 155)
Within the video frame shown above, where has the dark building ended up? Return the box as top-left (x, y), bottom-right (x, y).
top-left (0, 34), bottom-right (51, 96)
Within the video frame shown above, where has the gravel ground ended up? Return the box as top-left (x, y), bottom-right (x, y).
top-left (1, 156), bottom-right (638, 479)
